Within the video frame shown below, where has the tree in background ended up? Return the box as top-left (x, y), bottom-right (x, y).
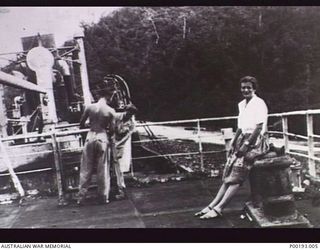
top-left (82, 6), bottom-right (320, 122)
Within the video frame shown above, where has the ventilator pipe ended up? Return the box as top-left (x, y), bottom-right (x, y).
top-left (0, 71), bottom-right (46, 94)
top-left (14, 96), bottom-right (24, 109)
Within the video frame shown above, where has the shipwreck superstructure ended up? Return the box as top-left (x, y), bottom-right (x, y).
top-left (0, 33), bottom-right (181, 204)
top-left (0, 33), bottom-right (96, 200)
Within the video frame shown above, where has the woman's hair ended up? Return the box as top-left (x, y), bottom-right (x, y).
top-left (239, 76), bottom-right (258, 89)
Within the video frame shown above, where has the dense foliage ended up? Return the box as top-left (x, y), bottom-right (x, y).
top-left (83, 7), bottom-right (320, 121)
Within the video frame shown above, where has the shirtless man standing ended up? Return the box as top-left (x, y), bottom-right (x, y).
top-left (77, 89), bottom-right (137, 205)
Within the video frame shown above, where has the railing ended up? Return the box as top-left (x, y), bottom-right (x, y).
top-left (134, 117), bottom-right (236, 172)
top-left (268, 109), bottom-right (320, 177)
top-left (0, 108), bottom-right (319, 184)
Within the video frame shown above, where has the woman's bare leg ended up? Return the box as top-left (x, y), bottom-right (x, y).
top-left (195, 183), bottom-right (228, 216)
top-left (207, 182), bottom-right (229, 208)
top-left (200, 183), bottom-right (240, 219)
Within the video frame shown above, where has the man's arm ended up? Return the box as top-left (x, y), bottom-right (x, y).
top-left (79, 107), bottom-right (90, 129)
top-left (122, 103), bottom-right (138, 121)
top-left (109, 114), bottom-right (116, 136)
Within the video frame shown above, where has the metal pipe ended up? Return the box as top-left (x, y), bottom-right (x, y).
top-left (74, 32), bottom-right (92, 107)
top-left (0, 71), bottom-right (46, 93)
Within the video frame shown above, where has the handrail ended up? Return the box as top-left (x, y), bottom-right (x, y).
top-left (312, 134), bottom-right (320, 139)
top-left (135, 116), bottom-right (238, 127)
top-left (55, 128), bottom-right (89, 137)
top-left (268, 131), bottom-right (309, 141)
top-left (36, 108), bottom-right (320, 128)
top-left (1, 107), bottom-right (320, 179)
top-left (0, 167), bottom-right (53, 177)
top-left (55, 123), bottom-right (80, 129)
top-left (0, 132), bottom-right (52, 142)
top-left (288, 151), bottom-right (320, 162)
top-left (269, 109), bottom-right (320, 117)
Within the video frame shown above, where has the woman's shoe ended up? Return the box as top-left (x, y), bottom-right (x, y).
top-left (115, 188), bottom-right (126, 200)
top-left (194, 206), bottom-right (212, 217)
top-left (200, 207), bottom-right (222, 219)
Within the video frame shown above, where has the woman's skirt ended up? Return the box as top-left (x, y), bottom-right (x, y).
top-left (222, 133), bottom-right (269, 185)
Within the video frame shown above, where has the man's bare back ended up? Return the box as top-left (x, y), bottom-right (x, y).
top-left (79, 98), bottom-right (116, 133)
top-left (80, 96), bottom-right (137, 133)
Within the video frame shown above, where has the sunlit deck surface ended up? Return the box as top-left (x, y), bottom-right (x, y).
top-left (0, 178), bottom-right (318, 228)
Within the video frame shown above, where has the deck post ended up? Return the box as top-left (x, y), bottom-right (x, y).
top-left (281, 116), bottom-right (289, 154)
top-left (221, 128), bottom-right (233, 159)
top-left (0, 84), bottom-right (7, 137)
top-left (51, 131), bottom-right (65, 204)
top-left (197, 119), bottom-right (204, 171)
top-left (306, 112), bottom-right (316, 177)
top-left (74, 32), bottom-right (92, 107)
top-left (0, 139), bottom-right (25, 197)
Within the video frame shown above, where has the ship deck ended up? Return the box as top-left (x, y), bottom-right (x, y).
top-left (0, 177), bottom-right (319, 230)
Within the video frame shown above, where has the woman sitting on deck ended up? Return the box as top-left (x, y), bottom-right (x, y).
top-left (195, 76), bottom-right (269, 219)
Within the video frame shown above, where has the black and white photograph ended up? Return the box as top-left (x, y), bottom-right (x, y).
top-left (0, 5), bottom-right (319, 236)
